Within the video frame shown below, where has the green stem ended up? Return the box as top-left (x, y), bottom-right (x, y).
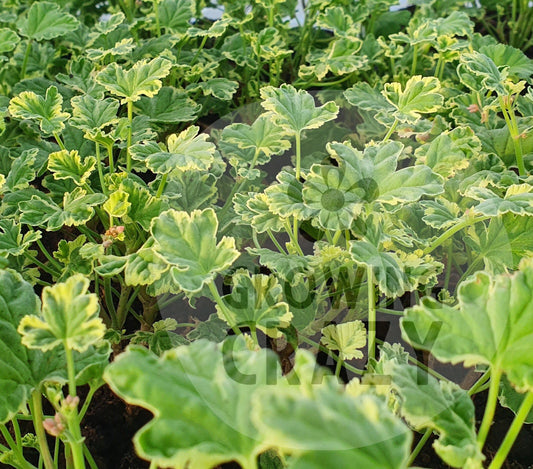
top-left (155, 173), bottom-right (168, 198)
top-left (115, 285), bottom-right (133, 329)
top-left (334, 356), bottom-right (344, 378)
top-left (208, 282), bottom-right (240, 336)
top-left (21, 39), bottom-right (32, 79)
top-left (153, 0), bottom-right (161, 36)
top-left (477, 367), bottom-right (503, 450)
top-left (423, 216), bottom-right (490, 254)
top-left (53, 133), bottom-right (66, 151)
top-left (382, 119), bottom-right (398, 142)
top-left (106, 144), bottom-right (115, 174)
top-left (78, 383), bottom-right (99, 421)
top-left (24, 251), bottom-right (60, 277)
top-left (407, 429), bottom-right (432, 466)
top-left (284, 220), bottom-right (304, 256)
top-left (488, 392), bottom-right (533, 469)
top-left (266, 229), bottom-right (286, 254)
top-left (36, 239), bottom-right (62, 272)
top-left (498, 96), bottom-right (525, 176)
top-left (295, 131), bottom-right (302, 180)
top-left (331, 230), bottom-right (342, 245)
top-left (126, 101), bottom-right (133, 172)
top-left (443, 241), bottom-right (453, 291)
top-left (0, 424), bottom-right (36, 469)
top-left (30, 390), bottom-right (55, 469)
top-left (95, 143), bottom-right (108, 196)
top-left (367, 266), bottom-right (376, 363)
top-left (83, 445), bottom-right (98, 469)
top-left (62, 345), bottom-right (85, 469)
top-left (468, 369), bottom-right (491, 396)
top-left (411, 43), bottom-right (418, 75)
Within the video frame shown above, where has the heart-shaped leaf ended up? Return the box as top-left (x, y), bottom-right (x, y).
top-left (18, 274), bottom-right (105, 352)
top-left (18, 2), bottom-right (79, 41)
top-left (9, 86), bottom-right (70, 135)
top-left (47, 150), bottom-right (96, 186)
top-left (96, 57), bottom-right (173, 104)
top-left (151, 208), bottom-right (240, 293)
top-left (260, 84), bottom-right (339, 136)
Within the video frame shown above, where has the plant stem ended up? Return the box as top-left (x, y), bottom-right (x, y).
top-left (407, 429), bottom-right (432, 466)
top-left (488, 392), bottom-right (533, 469)
top-left (367, 266), bottom-right (376, 363)
top-left (295, 131), bottom-right (302, 180)
top-left (95, 143), bottom-right (108, 196)
top-left (53, 133), bottom-right (66, 151)
top-left (468, 369), bottom-right (491, 396)
top-left (477, 367), bottom-right (503, 450)
top-left (30, 390), bottom-right (55, 469)
top-left (334, 355), bottom-right (344, 378)
top-left (106, 144), bottom-right (115, 173)
top-left (411, 44), bottom-right (418, 75)
top-left (266, 229), bottom-right (286, 254)
top-left (21, 39), bottom-right (32, 79)
top-left (423, 215), bottom-right (490, 255)
top-left (153, 0), bottom-right (161, 36)
top-left (382, 119), bottom-right (398, 142)
top-left (208, 282), bottom-right (240, 335)
top-left (498, 96), bottom-right (525, 176)
top-left (126, 101), bottom-right (133, 172)
top-left (36, 239), bottom-right (63, 271)
top-left (0, 424), bottom-right (36, 469)
top-left (155, 173), bottom-right (168, 198)
top-left (63, 344), bottom-right (85, 469)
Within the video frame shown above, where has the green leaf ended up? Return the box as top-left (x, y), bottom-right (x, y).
top-left (186, 314), bottom-right (228, 342)
top-left (9, 86), bottom-right (70, 135)
top-left (350, 240), bottom-right (407, 297)
top-left (18, 2), bottom-right (79, 41)
top-left (464, 215), bottom-right (533, 274)
top-left (104, 338), bottom-right (280, 469)
top-left (20, 188), bottom-right (105, 231)
top-left (70, 95), bottom-right (120, 133)
top-left (0, 28), bottom-right (19, 53)
top-left (96, 57), bottom-right (173, 104)
top-left (5, 148), bottom-right (38, 192)
top-left (0, 269), bottom-right (110, 424)
top-left (260, 84), bottom-right (339, 135)
top-left (303, 37), bottom-right (367, 81)
top-left (382, 75), bottom-right (443, 123)
top-left (151, 208), bottom-right (240, 293)
top-left (325, 141), bottom-right (443, 208)
top-left (264, 171), bottom-right (316, 221)
top-left (130, 126), bottom-right (216, 175)
top-left (499, 376), bottom-right (533, 424)
top-left (221, 114), bottom-right (291, 161)
top-left (233, 192), bottom-right (285, 233)
top-left (187, 78), bottom-right (239, 101)
top-left (153, 0), bottom-right (193, 35)
top-left (415, 127), bottom-right (482, 178)
top-left (420, 198), bottom-right (462, 229)
top-left (134, 87), bottom-right (200, 124)
top-left (479, 43), bottom-right (533, 81)
top-left (102, 189), bottom-right (130, 219)
top-left (344, 82), bottom-right (395, 126)
top-left (18, 274), bottom-right (105, 352)
top-left (402, 258), bottom-right (533, 392)
top-left (47, 150), bottom-right (96, 186)
top-left (218, 270), bottom-right (293, 334)
top-left (389, 363), bottom-right (483, 468)
top-left (467, 183), bottom-right (533, 217)
top-left (124, 238), bottom-right (168, 287)
top-left (53, 235), bottom-right (92, 281)
top-left (457, 51), bottom-right (506, 95)
top-left (254, 357), bottom-right (411, 469)
top-left (120, 178), bottom-right (164, 231)
top-left (321, 321), bottom-right (366, 360)
top-left (0, 220), bottom-right (41, 256)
